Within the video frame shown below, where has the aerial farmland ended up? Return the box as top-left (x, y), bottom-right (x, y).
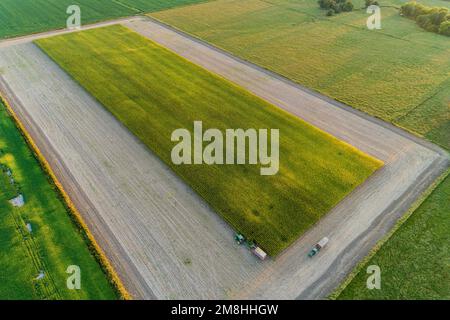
top-left (35, 25), bottom-right (382, 256)
top-left (0, 0), bottom-right (448, 304)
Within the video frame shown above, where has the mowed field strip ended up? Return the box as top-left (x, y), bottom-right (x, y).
top-left (35, 25), bottom-right (381, 256)
top-left (0, 17), bottom-right (448, 299)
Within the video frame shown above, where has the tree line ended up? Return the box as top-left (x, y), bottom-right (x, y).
top-left (401, 2), bottom-right (450, 36)
top-left (318, 0), bottom-right (354, 16)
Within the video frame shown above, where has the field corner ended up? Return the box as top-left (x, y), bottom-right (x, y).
top-left (0, 93), bottom-right (131, 300)
top-left (328, 166), bottom-right (450, 300)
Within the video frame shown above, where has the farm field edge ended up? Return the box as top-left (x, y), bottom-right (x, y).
top-left (0, 97), bottom-right (123, 300)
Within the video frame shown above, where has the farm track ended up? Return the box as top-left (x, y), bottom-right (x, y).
top-left (0, 16), bottom-right (448, 299)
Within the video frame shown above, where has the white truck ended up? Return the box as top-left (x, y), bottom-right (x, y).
top-left (252, 246), bottom-right (268, 260)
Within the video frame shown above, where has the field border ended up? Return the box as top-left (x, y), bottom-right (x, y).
top-left (0, 93), bottom-right (130, 300)
top-left (329, 167), bottom-right (450, 300)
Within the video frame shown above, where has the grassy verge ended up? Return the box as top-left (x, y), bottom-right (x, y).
top-left (36, 25), bottom-right (381, 256)
top-left (0, 99), bottom-right (118, 300)
top-left (334, 169), bottom-right (450, 299)
top-left (151, 0), bottom-right (450, 150)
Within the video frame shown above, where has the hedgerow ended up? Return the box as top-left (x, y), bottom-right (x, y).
top-left (365, 0), bottom-right (379, 7)
top-left (318, 0), bottom-right (354, 16)
top-left (400, 2), bottom-right (450, 36)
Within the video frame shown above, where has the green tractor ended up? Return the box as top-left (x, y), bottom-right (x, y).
top-left (234, 233), bottom-right (245, 245)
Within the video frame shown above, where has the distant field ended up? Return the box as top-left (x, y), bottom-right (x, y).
top-left (338, 172), bottom-right (450, 299)
top-left (36, 25), bottom-right (381, 256)
top-left (0, 0), bottom-right (135, 39)
top-left (152, 0), bottom-right (450, 149)
top-left (0, 101), bottom-right (116, 300)
top-left (0, 0), bottom-right (207, 39)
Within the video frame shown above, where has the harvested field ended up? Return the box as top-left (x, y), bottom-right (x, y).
top-left (0, 42), bottom-right (268, 299)
top-left (0, 17), bottom-right (447, 299)
top-left (35, 25), bottom-right (381, 256)
top-left (121, 17), bottom-right (449, 298)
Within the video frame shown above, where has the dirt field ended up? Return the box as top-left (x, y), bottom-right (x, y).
top-left (0, 17), bottom-right (448, 299)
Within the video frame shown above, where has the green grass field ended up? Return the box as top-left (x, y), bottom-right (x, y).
top-left (36, 25), bottom-right (381, 256)
top-left (0, 0), bottom-right (135, 39)
top-left (0, 101), bottom-right (116, 300)
top-left (152, 0), bottom-right (450, 150)
top-left (337, 172), bottom-right (450, 299)
top-left (0, 0), bottom-right (207, 39)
